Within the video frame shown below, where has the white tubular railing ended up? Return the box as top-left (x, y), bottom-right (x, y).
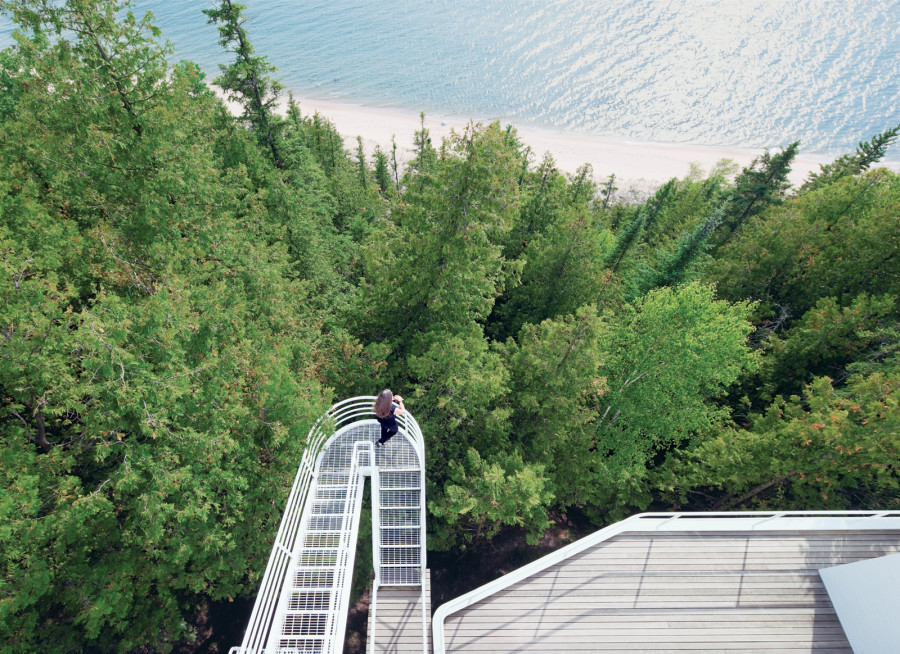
top-left (397, 410), bottom-right (429, 654)
top-left (232, 396), bottom-right (429, 654)
top-left (431, 510), bottom-right (900, 654)
top-left (235, 422), bottom-right (330, 654)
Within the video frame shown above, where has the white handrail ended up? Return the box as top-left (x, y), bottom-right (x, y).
top-left (233, 396), bottom-right (429, 654)
top-left (431, 510), bottom-right (900, 654)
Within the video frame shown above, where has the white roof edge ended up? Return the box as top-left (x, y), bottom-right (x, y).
top-left (431, 510), bottom-right (900, 654)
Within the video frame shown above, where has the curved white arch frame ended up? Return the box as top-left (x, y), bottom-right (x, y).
top-left (231, 396), bottom-right (428, 654)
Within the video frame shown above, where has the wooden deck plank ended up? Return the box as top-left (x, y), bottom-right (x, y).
top-left (440, 529), bottom-right (899, 653)
top-left (368, 569), bottom-right (431, 654)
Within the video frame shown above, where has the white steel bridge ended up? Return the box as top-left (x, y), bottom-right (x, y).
top-left (229, 396), bottom-right (429, 654)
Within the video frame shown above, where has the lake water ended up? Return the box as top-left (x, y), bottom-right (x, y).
top-left (2, 0), bottom-right (899, 159)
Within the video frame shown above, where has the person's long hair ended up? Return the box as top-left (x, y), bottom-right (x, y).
top-left (374, 389), bottom-right (393, 418)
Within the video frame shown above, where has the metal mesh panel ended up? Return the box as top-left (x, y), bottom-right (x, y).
top-left (380, 565), bottom-right (422, 585)
top-left (274, 638), bottom-right (324, 653)
top-left (282, 614), bottom-right (328, 636)
top-left (380, 489), bottom-right (420, 507)
top-left (316, 473), bottom-right (349, 486)
top-left (379, 471), bottom-right (420, 489)
top-left (314, 488), bottom-right (347, 500)
top-left (380, 508), bottom-right (420, 527)
top-left (374, 438), bottom-right (420, 470)
top-left (381, 546), bottom-right (421, 565)
top-left (307, 516), bottom-right (343, 530)
top-left (381, 527), bottom-right (420, 546)
top-left (303, 533), bottom-right (341, 548)
top-left (287, 591), bottom-right (332, 611)
top-left (311, 501), bottom-right (345, 515)
top-left (293, 570), bottom-right (334, 588)
top-left (297, 550), bottom-right (338, 567)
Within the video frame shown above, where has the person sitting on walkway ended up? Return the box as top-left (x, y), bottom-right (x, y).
top-left (374, 389), bottom-right (405, 447)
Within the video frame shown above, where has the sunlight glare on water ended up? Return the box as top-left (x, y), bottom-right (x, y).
top-left (1, 0), bottom-right (898, 156)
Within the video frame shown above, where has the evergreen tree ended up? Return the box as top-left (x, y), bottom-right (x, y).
top-left (569, 163), bottom-right (596, 206)
top-left (657, 359), bottom-right (900, 512)
top-left (355, 135), bottom-right (369, 189)
top-left (801, 125), bottom-right (900, 193)
top-left (640, 198), bottom-right (730, 292)
top-left (373, 145), bottom-right (393, 196)
top-left (713, 142), bottom-right (799, 245)
top-left (599, 173), bottom-right (617, 210)
top-left (390, 134), bottom-right (402, 192)
top-left (0, 3), bottom-right (333, 648)
top-left (204, 0), bottom-right (285, 167)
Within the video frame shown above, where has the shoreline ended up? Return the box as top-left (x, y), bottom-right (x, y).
top-left (282, 95), bottom-right (829, 194)
top-left (256, 92), bottom-right (898, 196)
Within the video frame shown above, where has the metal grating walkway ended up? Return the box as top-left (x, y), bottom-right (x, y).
top-left (231, 398), bottom-right (429, 654)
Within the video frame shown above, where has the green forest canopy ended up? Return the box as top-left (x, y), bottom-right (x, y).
top-left (1, 0), bottom-right (898, 651)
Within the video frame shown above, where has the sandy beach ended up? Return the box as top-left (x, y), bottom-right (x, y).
top-left (281, 96), bottom-right (845, 197)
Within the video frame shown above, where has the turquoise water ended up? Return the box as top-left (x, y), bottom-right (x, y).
top-left (2, 1), bottom-right (899, 158)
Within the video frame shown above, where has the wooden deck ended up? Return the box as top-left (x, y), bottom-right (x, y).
top-left (441, 531), bottom-right (900, 652)
top-left (368, 570), bottom-right (431, 654)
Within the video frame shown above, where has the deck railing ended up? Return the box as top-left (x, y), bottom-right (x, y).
top-left (431, 509), bottom-right (900, 654)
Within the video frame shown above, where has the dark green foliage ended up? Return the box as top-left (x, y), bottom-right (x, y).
top-left (204, 0), bottom-right (284, 166)
top-left (713, 141), bottom-right (799, 245)
top-left (801, 124), bottom-right (900, 193)
top-left (2, 1), bottom-right (899, 646)
top-left (709, 170), bottom-right (900, 318)
top-left (373, 145), bottom-right (393, 196)
top-left (657, 359), bottom-right (900, 511)
top-left (636, 198), bottom-right (730, 293)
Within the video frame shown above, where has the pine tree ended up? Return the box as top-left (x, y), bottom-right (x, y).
top-left (714, 141), bottom-right (799, 245)
top-left (801, 124), bottom-right (900, 193)
top-left (603, 211), bottom-right (646, 271)
top-left (600, 173), bottom-right (618, 210)
top-left (569, 163), bottom-right (595, 205)
top-left (204, 0), bottom-right (285, 167)
top-left (373, 145), bottom-right (393, 196)
top-left (390, 134), bottom-right (402, 192)
top-left (645, 198), bottom-right (730, 290)
top-left (355, 135), bottom-right (369, 189)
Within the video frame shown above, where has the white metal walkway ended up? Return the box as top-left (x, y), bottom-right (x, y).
top-left (229, 397), bottom-right (428, 654)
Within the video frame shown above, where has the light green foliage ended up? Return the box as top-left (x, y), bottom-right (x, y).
top-left (429, 448), bottom-right (555, 548)
top-left (501, 285), bottom-right (756, 522)
top-left (657, 362), bottom-right (900, 511)
top-left (596, 283), bottom-right (756, 447)
top-left (579, 283), bottom-right (756, 519)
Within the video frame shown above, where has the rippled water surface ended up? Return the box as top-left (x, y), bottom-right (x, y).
top-left (2, 1), bottom-right (899, 156)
